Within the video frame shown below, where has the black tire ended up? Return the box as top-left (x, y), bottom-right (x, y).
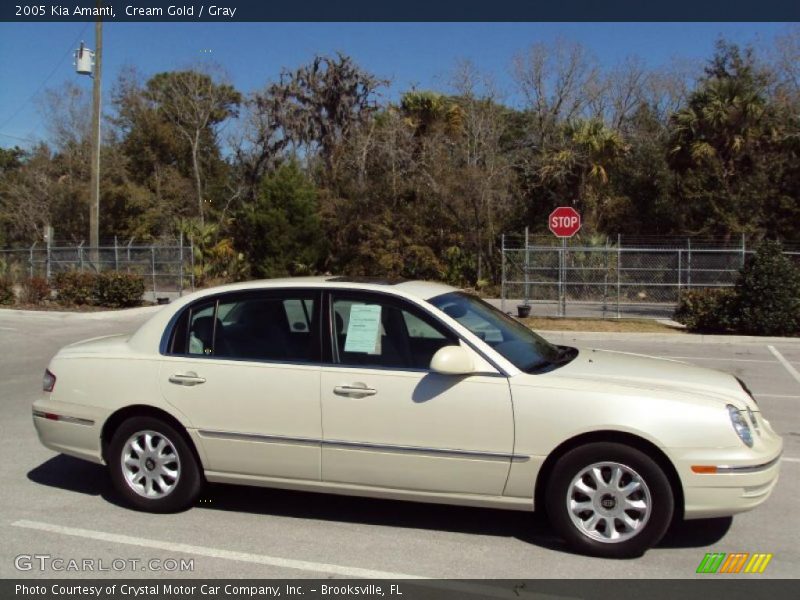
top-left (108, 416), bottom-right (202, 512)
top-left (545, 442), bottom-right (674, 558)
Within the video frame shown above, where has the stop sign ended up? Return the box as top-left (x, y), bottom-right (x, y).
top-left (548, 206), bottom-right (581, 238)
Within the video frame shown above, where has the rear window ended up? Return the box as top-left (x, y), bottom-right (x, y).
top-left (167, 291), bottom-right (320, 363)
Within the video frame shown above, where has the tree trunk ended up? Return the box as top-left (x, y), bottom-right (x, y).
top-left (192, 130), bottom-right (204, 226)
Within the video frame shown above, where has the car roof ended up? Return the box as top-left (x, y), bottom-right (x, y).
top-left (127, 277), bottom-right (460, 354)
top-left (176, 276), bottom-right (458, 302)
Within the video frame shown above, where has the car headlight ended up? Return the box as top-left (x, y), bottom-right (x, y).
top-left (727, 404), bottom-right (753, 447)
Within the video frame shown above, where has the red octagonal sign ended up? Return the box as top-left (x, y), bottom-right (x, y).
top-left (548, 206), bottom-right (581, 238)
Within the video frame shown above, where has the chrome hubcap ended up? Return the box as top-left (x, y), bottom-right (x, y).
top-left (566, 461), bottom-right (652, 544)
top-left (121, 430), bottom-right (181, 499)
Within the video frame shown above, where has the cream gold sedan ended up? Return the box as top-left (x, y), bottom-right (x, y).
top-left (33, 277), bottom-right (782, 558)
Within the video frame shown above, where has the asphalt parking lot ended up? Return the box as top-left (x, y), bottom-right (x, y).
top-left (0, 307), bottom-right (798, 580)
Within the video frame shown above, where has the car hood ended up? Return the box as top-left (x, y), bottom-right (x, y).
top-left (542, 347), bottom-right (752, 408)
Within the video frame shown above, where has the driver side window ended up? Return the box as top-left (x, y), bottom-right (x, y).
top-left (331, 295), bottom-right (456, 369)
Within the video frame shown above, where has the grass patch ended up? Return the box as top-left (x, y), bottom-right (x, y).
top-left (522, 317), bottom-right (684, 333)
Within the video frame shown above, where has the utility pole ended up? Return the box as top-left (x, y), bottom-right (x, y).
top-left (89, 9), bottom-right (103, 254)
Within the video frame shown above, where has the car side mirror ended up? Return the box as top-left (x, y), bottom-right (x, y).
top-left (430, 345), bottom-right (475, 375)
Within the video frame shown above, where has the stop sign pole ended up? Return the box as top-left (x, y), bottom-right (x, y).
top-left (548, 207), bottom-right (581, 317)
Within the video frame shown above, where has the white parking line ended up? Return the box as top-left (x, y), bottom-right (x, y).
top-left (767, 346), bottom-right (800, 386)
top-left (9, 520), bottom-right (559, 599)
top-left (11, 519), bottom-right (426, 579)
top-left (754, 394), bottom-right (800, 399)
top-left (782, 457), bottom-right (800, 464)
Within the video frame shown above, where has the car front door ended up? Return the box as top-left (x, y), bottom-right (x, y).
top-left (159, 289), bottom-right (322, 481)
top-left (320, 291), bottom-right (514, 496)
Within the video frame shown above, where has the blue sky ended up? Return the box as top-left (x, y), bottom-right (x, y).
top-left (0, 22), bottom-right (793, 149)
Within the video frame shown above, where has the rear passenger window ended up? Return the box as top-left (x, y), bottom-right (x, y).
top-left (284, 299), bottom-right (313, 332)
top-left (167, 291), bottom-right (320, 363)
top-left (188, 304), bottom-right (215, 355)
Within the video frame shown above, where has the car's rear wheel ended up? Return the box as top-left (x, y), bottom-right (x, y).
top-left (108, 417), bottom-right (201, 512)
top-left (545, 442), bottom-right (674, 558)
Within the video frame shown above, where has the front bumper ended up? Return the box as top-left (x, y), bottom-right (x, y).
top-left (672, 427), bottom-right (783, 519)
top-left (682, 456), bottom-right (781, 519)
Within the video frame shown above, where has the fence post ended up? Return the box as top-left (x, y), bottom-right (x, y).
top-left (616, 234), bottom-right (621, 318)
top-left (523, 227), bottom-right (530, 305)
top-left (687, 238), bottom-right (692, 289)
top-left (78, 241), bottom-right (84, 272)
top-left (500, 233), bottom-right (506, 313)
top-left (189, 239), bottom-right (195, 292)
top-left (127, 237), bottom-right (134, 273)
top-left (29, 242), bottom-right (36, 279)
top-left (45, 237), bottom-right (51, 281)
top-left (179, 232), bottom-right (184, 297)
top-left (741, 232), bottom-right (746, 268)
top-left (151, 246), bottom-right (157, 300)
top-left (677, 248), bottom-right (682, 301)
top-left (114, 236), bottom-right (119, 271)
top-left (603, 237), bottom-right (609, 318)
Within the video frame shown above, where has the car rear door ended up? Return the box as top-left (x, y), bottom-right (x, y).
top-left (159, 289), bottom-right (323, 481)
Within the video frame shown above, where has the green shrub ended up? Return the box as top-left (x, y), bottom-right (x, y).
top-left (53, 271), bottom-right (97, 306)
top-left (21, 277), bottom-right (51, 304)
top-left (93, 272), bottom-right (144, 308)
top-left (0, 278), bottom-right (13, 305)
top-left (733, 241), bottom-right (800, 336)
top-left (674, 288), bottom-right (737, 333)
top-left (676, 242), bottom-right (800, 336)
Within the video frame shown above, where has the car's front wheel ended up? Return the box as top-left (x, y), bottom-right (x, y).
top-left (108, 417), bottom-right (202, 512)
top-left (545, 442), bottom-right (674, 558)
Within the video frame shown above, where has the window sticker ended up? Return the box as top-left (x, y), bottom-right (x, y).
top-left (344, 304), bottom-right (382, 354)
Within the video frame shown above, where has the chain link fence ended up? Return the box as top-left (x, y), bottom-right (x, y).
top-left (501, 233), bottom-right (800, 319)
top-left (0, 239), bottom-right (195, 301)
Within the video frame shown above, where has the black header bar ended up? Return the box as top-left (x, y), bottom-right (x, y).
top-left (3, 1), bottom-right (800, 22)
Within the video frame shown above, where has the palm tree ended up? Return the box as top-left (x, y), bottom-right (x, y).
top-left (536, 118), bottom-right (626, 230)
top-left (568, 119), bottom-right (626, 186)
top-left (670, 77), bottom-right (767, 175)
top-left (669, 73), bottom-right (771, 237)
top-left (400, 91), bottom-right (463, 137)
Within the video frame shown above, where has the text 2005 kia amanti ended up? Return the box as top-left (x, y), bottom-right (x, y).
top-left (33, 277), bottom-right (782, 557)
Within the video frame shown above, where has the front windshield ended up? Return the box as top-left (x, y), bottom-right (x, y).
top-left (429, 292), bottom-right (564, 372)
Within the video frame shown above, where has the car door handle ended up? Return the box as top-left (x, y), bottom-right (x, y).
top-left (169, 372), bottom-right (206, 386)
top-left (333, 384), bottom-right (377, 398)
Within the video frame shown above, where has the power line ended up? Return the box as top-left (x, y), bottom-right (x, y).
top-left (0, 23), bottom-right (90, 133)
top-left (0, 131), bottom-right (39, 145)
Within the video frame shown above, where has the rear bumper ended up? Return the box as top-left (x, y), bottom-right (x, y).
top-left (32, 399), bottom-right (104, 464)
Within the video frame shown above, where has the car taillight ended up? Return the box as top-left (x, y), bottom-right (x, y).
top-left (43, 369), bottom-right (56, 392)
